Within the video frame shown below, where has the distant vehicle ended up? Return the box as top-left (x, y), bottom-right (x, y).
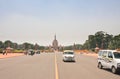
top-left (27, 49), bottom-right (35, 56)
top-left (35, 50), bottom-right (40, 54)
top-left (63, 50), bottom-right (75, 62)
top-left (98, 50), bottom-right (120, 74)
top-left (2, 50), bottom-right (7, 55)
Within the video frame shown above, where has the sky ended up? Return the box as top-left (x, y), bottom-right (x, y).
top-left (0, 0), bottom-right (120, 46)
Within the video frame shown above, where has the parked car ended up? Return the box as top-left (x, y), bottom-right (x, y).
top-left (63, 50), bottom-right (75, 62)
top-left (98, 50), bottom-right (120, 74)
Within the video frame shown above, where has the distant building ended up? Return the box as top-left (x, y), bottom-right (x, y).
top-left (52, 35), bottom-right (58, 51)
top-left (48, 35), bottom-right (63, 52)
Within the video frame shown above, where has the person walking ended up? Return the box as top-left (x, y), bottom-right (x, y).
top-left (2, 50), bottom-right (5, 55)
top-left (5, 50), bottom-right (7, 55)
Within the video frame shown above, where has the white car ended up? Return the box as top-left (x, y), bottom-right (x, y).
top-left (98, 50), bottom-right (120, 74)
top-left (63, 50), bottom-right (75, 62)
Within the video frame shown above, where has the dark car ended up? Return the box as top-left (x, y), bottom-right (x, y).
top-left (27, 49), bottom-right (35, 56)
top-left (36, 50), bottom-right (40, 54)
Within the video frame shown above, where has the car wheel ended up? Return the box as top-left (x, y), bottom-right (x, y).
top-left (98, 63), bottom-right (102, 69)
top-left (111, 66), bottom-right (117, 74)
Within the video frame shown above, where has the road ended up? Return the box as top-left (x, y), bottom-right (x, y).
top-left (0, 53), bottom-right (120, 79)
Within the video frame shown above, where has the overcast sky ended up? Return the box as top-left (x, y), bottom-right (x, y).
top-left (0, 0), bottom-right (120, 46)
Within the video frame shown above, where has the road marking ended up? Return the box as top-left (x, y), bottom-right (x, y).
top-left (55, 53), bottom-right (59, 79)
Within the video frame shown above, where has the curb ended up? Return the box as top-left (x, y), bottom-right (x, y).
top-left (0, 54), bottom-right (24, 59)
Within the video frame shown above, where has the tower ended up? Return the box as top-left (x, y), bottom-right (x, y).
top-left (52, 35), bottom-right (58, 50)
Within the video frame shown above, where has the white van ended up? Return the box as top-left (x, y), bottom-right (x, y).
top-left (98, 50), bottom-right (120, 74)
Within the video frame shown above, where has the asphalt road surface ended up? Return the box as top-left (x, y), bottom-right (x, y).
top-left (0, 53), bottom-right (120, 79)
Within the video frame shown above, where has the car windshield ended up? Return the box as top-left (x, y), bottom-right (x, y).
top-left (113, 52), bottom-right (120, 59)
top-left (64, 52), bottom-right (74, 54)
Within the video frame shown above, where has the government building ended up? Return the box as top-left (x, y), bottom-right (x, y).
top-left (49, 35), bottom-right (63, 52)
top-left (52, 35), bottom-right (58, 50)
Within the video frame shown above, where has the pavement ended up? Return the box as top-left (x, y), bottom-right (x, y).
top-left (0, 53), bottom-right (120, 79)
top-left (0, 53), bottom-right (24, 59)
top-left (83, 53), bottom-right (98, 58)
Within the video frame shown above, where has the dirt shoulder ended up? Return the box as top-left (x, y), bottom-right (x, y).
top-left (83, 53), bottom-right (98, 58)
top-left (0, 53), bottom-right (24, 59)
top-left (75, 50), bottom-right (98, 58)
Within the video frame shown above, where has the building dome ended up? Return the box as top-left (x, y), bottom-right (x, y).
top-left (52, 35), bottom-right (58, 50)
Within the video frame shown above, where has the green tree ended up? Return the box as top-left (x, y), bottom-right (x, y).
top-left (74, 44), bottom-right (83, 50)
top-left (0, 41), bottom-right (3, 48)
top-left (83, 40), bottom-right (90, 49)
top-left (94, 31), bottom-right (105, 48)
top-left (108, 34), bottom-right (120, 49)
top-left (88, 35), bottom-right (96, 49)
top-left (104, 34), bottom-right (113, 49)
top-left (23, 42), bottom-right (33, 50)
top-left (13, 43), bottom-right (18, 49)
top-left (83, 31), bottom-right (114, 50)
top-left (64, 45), bottom-right (73, 50)
top-left (39, 46), bottom-right (45, 50)
top-left (4, 40), bottom-right (13, 48)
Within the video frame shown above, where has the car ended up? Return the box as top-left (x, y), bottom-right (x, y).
top-left (35, 50), bottom-right (41, 54)
top-left (63, 50), bottom-right (75, 62)
top-left (27, 49), bottom-right (35, 56)
top-left (98, 50), bottom-right (120, 74)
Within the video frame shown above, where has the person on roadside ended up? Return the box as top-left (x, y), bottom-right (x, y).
top-left (5, 50), bottom-right (7, 55)
top-left (2, 50), bottom-right (5, 55)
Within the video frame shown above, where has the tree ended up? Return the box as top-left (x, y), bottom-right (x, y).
top-left (94, 31), bottom-right (105, 49)
top-left (39, 46), bottom-right (45, 50)
top-left (74, 44), bottom-right (83, 50)
top-left (104, 34), bottom-right (113, 49)
top-left (83, 31), bottom-right (114, 50)
top-left (13, 43), bottom-right (18, 49)
top-left (88, 35), bottom-right (96, 49)
top-left (0, 41), bottom-right (3, 48)
top-left (108, 34), bottom-right (120, 49)
top-left (23, 42), bottom-right (33, 50)
top-left (83, 40), bottom-right (90, 49)
top-left (4, 40), bottom-right (13, 48)
top-left (64, 45), bottom-right (73, 50)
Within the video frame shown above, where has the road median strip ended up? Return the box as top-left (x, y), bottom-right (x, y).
top-left (55, 53), bottom-right (59, 79)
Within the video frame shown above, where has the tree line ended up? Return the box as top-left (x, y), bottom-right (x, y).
top-left (62, 31), bottom-right (120, 51)
top-left (82, 31), bottom-right (120, 51)
top-left (0, 31), bottom-right (120, 52)
top-left (0, 40), bottom-right (45, 50)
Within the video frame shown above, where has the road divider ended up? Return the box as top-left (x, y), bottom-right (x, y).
top-left (55, 53), bottom-right (59, 79)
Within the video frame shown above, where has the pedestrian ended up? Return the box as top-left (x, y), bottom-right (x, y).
top-left (2, 50), bottom-right (5, 55)
top-left (5, 50), bottom-right (7, 55)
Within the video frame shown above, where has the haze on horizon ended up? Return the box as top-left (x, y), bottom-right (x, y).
top-left (0, 0), bottom-right (120, 46)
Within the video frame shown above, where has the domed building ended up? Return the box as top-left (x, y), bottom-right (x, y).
top-left (52, 35), bottom-right (58, 51)
top-left (49, 35), bottom-right (63, 52)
